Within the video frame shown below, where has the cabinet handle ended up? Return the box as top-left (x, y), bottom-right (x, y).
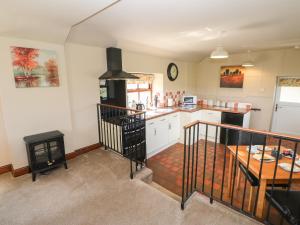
top-left (173, 115), bottom-right (178, 118)
top-left (169, 123), bottom-right (171, 129)
top-left (154, 129), bottom-right (157, 135)
top-left (149, 122), bottom-right (154, 125)
top-left (160, 119), bottom-right (166, 121)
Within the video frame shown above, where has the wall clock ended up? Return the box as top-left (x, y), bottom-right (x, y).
top-left (167, 63), bottom-right (178, 81)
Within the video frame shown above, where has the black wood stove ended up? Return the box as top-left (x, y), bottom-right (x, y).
top-left (23, 130), bottom-right (67, 181)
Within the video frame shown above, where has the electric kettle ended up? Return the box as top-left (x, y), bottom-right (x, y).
top-left (136, 103), bottom-right (145, 111)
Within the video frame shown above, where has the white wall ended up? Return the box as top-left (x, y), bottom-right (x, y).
top-left (196, 48), bottom-right (300, 130)
top-left (0, 97), bottom-right (11, 166)
top-left (64, 43), bottom-right (197, 149)
top-left (123, 50), bottom-right (197, 95)
top-left (0, 40), bottom-right (196, 169)
top-left (0, 37), bottom-right (73, 168)
top-left (1, 37), bottom-right (299, 168)
top-left (64, 43), bottom-right (106, 150)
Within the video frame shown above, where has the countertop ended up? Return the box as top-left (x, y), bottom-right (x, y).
top-left (145, 105), bottom-right (251, 120)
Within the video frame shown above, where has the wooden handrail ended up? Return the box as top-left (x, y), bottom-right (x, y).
top-left (97, 103), bottom-right (142, 113)
top-left (184, 120), bottom-right (300, 142)
top-left (97, 103), bottom-right (145, 116)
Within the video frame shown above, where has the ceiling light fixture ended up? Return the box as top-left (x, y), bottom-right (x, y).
top-left (210, 46), bottom-right (229, 59)
top-left (210, 31), bottom-right (229, 59)
top-left (242, 61), bottom-right (255, 67)
top-left (242, 50), bottom-right (255, 67)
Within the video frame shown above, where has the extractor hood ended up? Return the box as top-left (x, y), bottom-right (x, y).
top-left (99, 47), bottom-right (139, 80)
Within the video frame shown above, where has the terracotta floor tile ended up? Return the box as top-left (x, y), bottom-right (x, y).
top-left (147, 141), bottom-right (300, 225)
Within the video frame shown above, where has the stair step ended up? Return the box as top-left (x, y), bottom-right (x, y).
top-left (134, 167), bottom-right (153, 184)
top-left (149, 182), bottom-right (181, 202)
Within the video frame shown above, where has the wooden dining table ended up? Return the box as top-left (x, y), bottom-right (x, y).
top-left (227, 145), bottom-right (300, 218)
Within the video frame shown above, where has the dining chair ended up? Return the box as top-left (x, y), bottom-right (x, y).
top-left (236, 163), bottom-right (289, 211)
top-left (236, 133), bottom-right (288, 211)
top-left (266, 189), bottom-right (300, 225)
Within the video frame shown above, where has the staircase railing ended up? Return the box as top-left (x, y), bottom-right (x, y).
top-left (97, 103), bottom-right (146, 178)
top-left (181, 120), bottom-right (300, 224)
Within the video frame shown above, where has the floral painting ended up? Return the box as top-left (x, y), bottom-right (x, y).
top-left (10, 46), bottom-right (59, 88)
top-left (220, 65), bottom-right (244, 88)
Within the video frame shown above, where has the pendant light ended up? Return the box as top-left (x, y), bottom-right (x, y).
top-left (210, 46), bottom-right (229, 59)
top-left (210, 31), bottom-right (229, 59)
top-left (242, 50), bottom-right (255, 67)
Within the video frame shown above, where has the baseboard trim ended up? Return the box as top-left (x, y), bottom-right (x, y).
top-left (65, 143), bottom-right (101, 160)
top-left (65, 151), bottom-right (77, 160)
top-left (76, 143), bottom-right (101, 155)
top-left (12, 166), bottom-right (30, 177)
top-left (0, 164), bottom-right (12, 175)
top-left (9, 143), bottom-right (102, 177)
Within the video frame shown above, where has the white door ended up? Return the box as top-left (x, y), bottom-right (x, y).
top-left (271, 77), bottom-right (300, 136)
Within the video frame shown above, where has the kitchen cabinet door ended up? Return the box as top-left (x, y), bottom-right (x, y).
top-left (168, 113), bottom-right (180, 143)
top-left (201, 110), bottom-right (221, 141)
top-left (156, 117), bottom-right (169, 149)
top-left (146, 120), bottom-right (159, 154)
top-left (192, 110), bottom-right (202, 121)
top-left (179, 112), bottom-right (193, 143)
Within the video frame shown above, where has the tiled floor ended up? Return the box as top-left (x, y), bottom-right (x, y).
top-left (147, 140), bottom-right (299, 225)
top-left (148, 142), bottom-right (239, 204)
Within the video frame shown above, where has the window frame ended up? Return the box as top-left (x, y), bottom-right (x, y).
top-left (127, 82), bottom-right (153, 102)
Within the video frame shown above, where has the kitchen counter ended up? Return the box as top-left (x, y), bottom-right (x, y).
top-left (145, 108), bottom-right (180, 120)
top-left (145, 105), bottom-right (250, 120)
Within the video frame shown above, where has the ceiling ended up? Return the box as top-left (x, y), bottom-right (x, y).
top-left (0, 0), bottom-right (116, 43)
top-left (1, 0), bottom-right (300, 61)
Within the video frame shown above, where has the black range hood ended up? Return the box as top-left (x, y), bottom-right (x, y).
top-left (99, 47), bottom-right (139, 80)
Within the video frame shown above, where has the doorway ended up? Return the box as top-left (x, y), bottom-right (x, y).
top-left (271, 77), bottom-right (300, 135)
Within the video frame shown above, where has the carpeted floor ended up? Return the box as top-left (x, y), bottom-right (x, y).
top-left (0, 148), bottom-right (260, 225)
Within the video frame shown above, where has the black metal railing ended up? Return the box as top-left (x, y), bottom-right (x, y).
top-left (181, 120), bottom-right (300, 225)
top-left (97, 103), bottom-right (146, 179)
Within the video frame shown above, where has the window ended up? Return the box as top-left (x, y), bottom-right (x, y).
top-left (127, 74), bottom-right (154, 108)
top-left (278, 78), bottom-right (300, 103)
top-left (279, 87), bottom-right (300, 103)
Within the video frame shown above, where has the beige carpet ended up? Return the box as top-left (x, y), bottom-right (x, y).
top-left (0, 148), bottom-right (261, 225)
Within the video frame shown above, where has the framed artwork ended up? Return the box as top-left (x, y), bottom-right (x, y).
top-left (10, 46), bottom-right (60, 88)
top-left (220, 65), bottom-right (244, 88)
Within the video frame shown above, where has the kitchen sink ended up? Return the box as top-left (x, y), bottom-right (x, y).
top-left (145, 111), bottom-right (160, 116)
top-left (154, 108), bottom-right (174, 113)
top-left (145, 108), bottom-right (174, 117)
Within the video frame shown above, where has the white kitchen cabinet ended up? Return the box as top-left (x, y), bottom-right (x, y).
top-left (179, 112), bottom-right (193, 143)
top-left (200, 110), bottom-right (221, 142)
top-left (179, 110), bottom-right (221, 143)
top-left (146, 116), bottom-right (169, 157)
top-left (146, 119), bottom-right (159, 155)
top-left (242, 112), bottom-right (251, 128)
top-left (179, 110), bottom-right (203, 143)
top-left (146, 112), bottom-right (181, 158)
top-left (167, 112), bottom-right (180, 143)
top-left (156, 116), bottom-right (169, 149)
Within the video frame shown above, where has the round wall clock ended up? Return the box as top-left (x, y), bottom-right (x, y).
top-left (167, 63), bottom-right (179, 81)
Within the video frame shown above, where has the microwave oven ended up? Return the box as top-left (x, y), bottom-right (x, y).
top-left (182, 96), bottom-right (197, 105)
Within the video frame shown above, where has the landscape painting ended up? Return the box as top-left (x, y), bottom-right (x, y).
top-left (10, 46), bottom-right (59, 88)
top-left (220, 65), bottom-right (244, 88)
